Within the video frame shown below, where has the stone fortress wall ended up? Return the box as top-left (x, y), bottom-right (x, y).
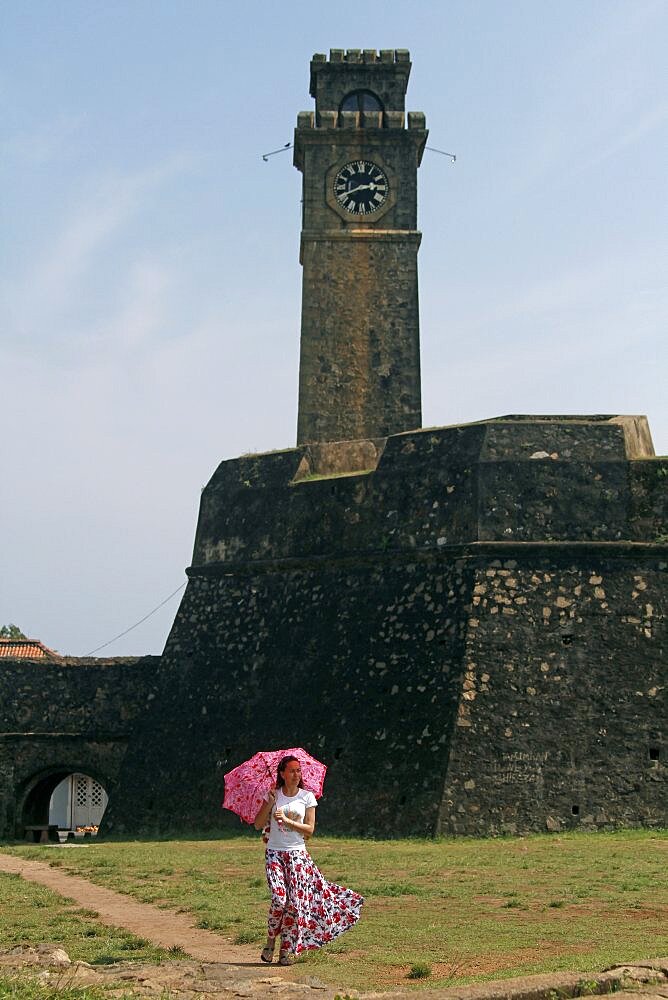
top-left (441, 553), bottom-right (664, 834)
top-left (104, 415), bottom-right (666, 838)
top-left (0, 656), bottom-right (159, 839)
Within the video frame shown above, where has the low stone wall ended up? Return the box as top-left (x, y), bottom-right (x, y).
top-left (0, 656), bottom-right (160, 840)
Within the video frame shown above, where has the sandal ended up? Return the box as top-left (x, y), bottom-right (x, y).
top-left (278, 953), bottom-right (294, 967)
top-left (260, 945), bottom-right (275, 964)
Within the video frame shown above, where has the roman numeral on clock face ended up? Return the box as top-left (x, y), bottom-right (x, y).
top-left (333, 160), bottom-right (390, 215)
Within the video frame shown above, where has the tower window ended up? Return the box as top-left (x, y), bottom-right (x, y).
top-left (340, 90), bottom-right (383, 113)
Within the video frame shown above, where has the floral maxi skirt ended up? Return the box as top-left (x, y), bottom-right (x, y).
top-left (265, 847), bottom-right (364, 957)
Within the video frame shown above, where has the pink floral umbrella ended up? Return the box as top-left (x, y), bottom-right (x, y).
top-left (222, 747), bottom-right (327, 824)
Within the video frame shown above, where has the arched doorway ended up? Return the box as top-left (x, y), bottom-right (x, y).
top-left (50, 773), bottom-right (108, 834)
top-left (19, 768), bottom-right (109, 839)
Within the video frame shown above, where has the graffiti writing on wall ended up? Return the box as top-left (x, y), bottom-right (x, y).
top-left (492, 751), bottom-right (549, 785)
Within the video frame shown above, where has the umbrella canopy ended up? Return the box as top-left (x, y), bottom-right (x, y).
top-left (222, 747), bottom-right (327, 824)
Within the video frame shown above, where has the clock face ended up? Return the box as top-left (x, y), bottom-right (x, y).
top-left (334, 160), bottom-right (389, 216)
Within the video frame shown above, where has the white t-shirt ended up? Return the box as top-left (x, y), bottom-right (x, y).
top-left (266, 788), bottom-right (317, 851)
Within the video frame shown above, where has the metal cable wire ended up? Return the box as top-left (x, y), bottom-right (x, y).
top-left (84, 581), bottom-right (186, 656)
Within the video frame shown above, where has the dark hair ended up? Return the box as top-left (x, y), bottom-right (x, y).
top-left (275, 755), bottom-right (304, 789)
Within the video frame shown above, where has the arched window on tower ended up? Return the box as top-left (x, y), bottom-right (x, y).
top-left (340, 90), bottom-right (384, 116)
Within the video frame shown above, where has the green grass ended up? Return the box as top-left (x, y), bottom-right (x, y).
top-left (0, 873), bottom-right (173, 966)
top-left (1, 829), bottom-right (667, 992)
top-left (0, 974), bottom-right (137, 1000)
top-left (0, 977), bottom-right (137, 1000)
top-left (407, 962), bottom-right (432, 979)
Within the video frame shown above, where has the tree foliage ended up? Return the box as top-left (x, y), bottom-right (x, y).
top-left (0, 624), bottom-right (28, 639)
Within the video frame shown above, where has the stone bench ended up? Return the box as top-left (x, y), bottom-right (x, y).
top-left (24, 824), bottom-right (59, 844)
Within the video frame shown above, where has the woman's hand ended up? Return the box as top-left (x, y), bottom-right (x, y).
top-left (253, 788), bottom-right (277, 830)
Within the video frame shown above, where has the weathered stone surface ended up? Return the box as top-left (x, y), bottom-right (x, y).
top-left (439, 555), bottom-right (665, 835)
top-left (189, 417), bottom-right (664, 570)
top-left (2, 945), bottom-right (72, 968)
top-left (308, 50), bottom-right (411, 119)
top-left (297, 233), bottom-right (422, 443)
top-left (295, 49), bottom-right (427, 444)
top-left (105, 415), bottom-right (666, 838)
top-left (2, 949), bottom-right (667, 1000)
top-left (0, 657), bottom-right (159, 839)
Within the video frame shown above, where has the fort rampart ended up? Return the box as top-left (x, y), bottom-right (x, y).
top-left (104, 416), bottom-right (666, 837)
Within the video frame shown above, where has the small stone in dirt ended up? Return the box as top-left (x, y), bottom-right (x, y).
top-left (15, 945), bottom-right (72, 968)
top-left (618, 966), bottom-right (665, 984)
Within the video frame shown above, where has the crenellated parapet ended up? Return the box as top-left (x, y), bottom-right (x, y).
top-left (295, 48), bottom-right (426, 136)
top-left (314, 48), bottom-right (411, 65)
top-left (310, 48), bottom-right (411, 98)
top-left (296, 109), bottom-right (426, 131)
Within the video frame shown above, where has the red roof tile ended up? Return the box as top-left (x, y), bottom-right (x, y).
top-left (0, 639), bottom-right (61, 660)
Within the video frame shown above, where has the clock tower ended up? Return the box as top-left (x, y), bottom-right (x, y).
top-left (294, 49), bottom-right (428, 445)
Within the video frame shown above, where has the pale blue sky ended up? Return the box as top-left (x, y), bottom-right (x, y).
top-left (2, 1), bottom-right (666, 656)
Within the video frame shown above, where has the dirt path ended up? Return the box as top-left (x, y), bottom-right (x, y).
top-left (0, 852), bottom-right (282, 971)
top-left (3, 853), bottom-right (668, 1000)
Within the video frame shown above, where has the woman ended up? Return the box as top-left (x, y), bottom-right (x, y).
top-left (254, 755), bottom-right (363, 966)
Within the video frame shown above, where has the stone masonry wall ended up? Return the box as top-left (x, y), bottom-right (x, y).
top-left (297, 129), bottom-right (422, 233)
top-left (440, 553), bottom-right (665, 835)
top-left (294, 50), bottom-right (426, 444)
top-left (106, 417), bottom-right (666, 837)
top-left (0, 656), bottom-right (159, 839)
top-left (309, 49), bottom-right (412, 117)
top-left (105, 557), bottom-right (471, 838)
top-left (193, 419), bottom-right (666, 566)
top-left (297, 235), bottom-right (421, 443)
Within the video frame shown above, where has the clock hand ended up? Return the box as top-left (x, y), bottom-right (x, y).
top-left (342, 183), bottom-right (373, 196)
